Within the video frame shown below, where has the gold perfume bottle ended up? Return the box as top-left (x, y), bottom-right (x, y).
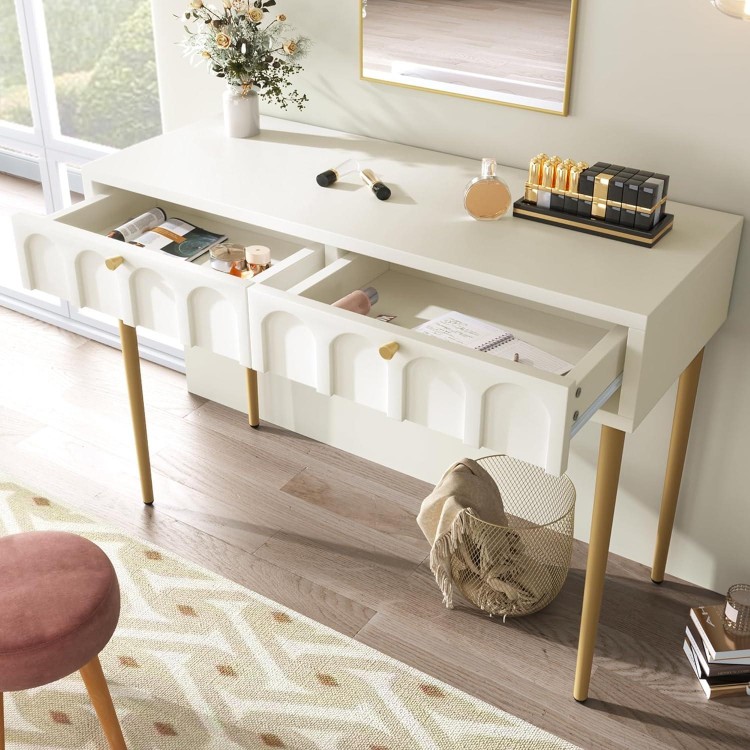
top-left (464, 158), bottom-right (511, 221)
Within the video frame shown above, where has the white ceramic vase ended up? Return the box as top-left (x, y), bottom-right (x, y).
top-left (222, 85), bottom-right (260, 138)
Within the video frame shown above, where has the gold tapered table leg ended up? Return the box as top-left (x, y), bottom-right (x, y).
top-left (651, 349), bottom-right (704, 584)
top-left (118, 320), bottom-right (153, 505)
top-left (246, 368), bottom-right (260, 429)
top-left (573, 425), bottom-right (626, 702)
top-left (79, 655), bottom-right (127, 750)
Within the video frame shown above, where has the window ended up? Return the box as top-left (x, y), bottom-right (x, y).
top-left (0, 0), bottom-right (162, 213)
top-left (0, 0), bottom-right (32, 128)
top-left (0, 0), bottom-right (179, 369)
top-left (40, 0), bottom-right (162, 150)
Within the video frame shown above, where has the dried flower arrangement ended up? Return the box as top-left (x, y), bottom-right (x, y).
top-left (180, 0), bottom-right (309, 110)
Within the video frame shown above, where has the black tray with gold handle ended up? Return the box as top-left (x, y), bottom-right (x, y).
top-left (513, 197), bottom-right (674, 248)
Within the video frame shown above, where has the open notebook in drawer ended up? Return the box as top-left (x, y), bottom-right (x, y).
top-left (249, 252), bottom-right (627, 474)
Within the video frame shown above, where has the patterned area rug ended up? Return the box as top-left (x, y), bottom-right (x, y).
top-left (0, 480), bottom-right (579, 749)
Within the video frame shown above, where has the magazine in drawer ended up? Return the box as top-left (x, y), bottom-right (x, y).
top-left (12, 191), bottom-right (323, 366)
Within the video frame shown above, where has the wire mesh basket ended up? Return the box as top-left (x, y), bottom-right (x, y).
top-left (449, 455), bottom-right (576, 618)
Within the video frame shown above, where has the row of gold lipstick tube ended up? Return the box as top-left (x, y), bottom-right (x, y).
top-left (523, 154), bottom-right (587, 209)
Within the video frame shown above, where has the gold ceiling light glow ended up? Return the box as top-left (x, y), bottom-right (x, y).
top-left (711, 0), bottom-right (750, 19)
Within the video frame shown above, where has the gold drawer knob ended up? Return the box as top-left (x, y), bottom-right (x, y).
top-left (379, 341), bottom-right (399, 360)
top-left (105, 256), bottom-right (124, 271)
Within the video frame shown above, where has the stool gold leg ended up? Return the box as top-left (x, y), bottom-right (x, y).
top-left (79, 655), bottom-right (127, 750)
top-left (246, 368), bottom-right (260, 429)
top-left (1, 692), bottom-right (5, 750)
top-left (573, 425), bottom-right (626, 702)
top-left (651, 349), bottom-right (704, 584)
top-left (118, 321), bottom-right (154, 505)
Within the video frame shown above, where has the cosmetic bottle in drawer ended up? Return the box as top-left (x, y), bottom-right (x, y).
top-left (248, 252), bottom-right (627, 475)
top-left (12, 189), bottom-right (325, 367)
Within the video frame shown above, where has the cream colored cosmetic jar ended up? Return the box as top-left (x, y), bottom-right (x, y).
top-left (210, 242), bottom-right (247, 274)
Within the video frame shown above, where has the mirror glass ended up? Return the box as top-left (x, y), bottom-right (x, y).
top-left (360, 0), bottom-right (577, 115)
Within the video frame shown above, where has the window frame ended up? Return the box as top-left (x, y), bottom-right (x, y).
top-left (0, 0), bottom-right (178, 369)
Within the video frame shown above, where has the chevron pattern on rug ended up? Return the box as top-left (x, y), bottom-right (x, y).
top-left (0, 480), bottom-right (579, 749)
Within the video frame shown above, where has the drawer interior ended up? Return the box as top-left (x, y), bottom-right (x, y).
top-left (56, 189), bottom-right (314, 269)
top-left (290, 254), bottom-right (617, 370)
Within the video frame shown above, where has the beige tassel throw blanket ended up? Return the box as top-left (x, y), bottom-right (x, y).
top-left (417, 458), bottom-right (554, 617)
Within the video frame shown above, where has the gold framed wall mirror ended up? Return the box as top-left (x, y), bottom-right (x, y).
top-left (360, 0), bottom-right (578, 116)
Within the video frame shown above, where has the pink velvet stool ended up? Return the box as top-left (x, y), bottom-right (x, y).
top-left (0, 531), bottom-right (126, 749)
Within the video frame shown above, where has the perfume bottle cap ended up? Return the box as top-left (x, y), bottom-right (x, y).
top-left (362, 287), bottom-right (379, 305)
top-left (245, 245), bottom-right (271, 265)
top-left (481, 158), bottom-right (497, 178)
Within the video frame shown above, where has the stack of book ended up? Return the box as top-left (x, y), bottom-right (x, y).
top-left (683, 604), bottom-right (750, 698)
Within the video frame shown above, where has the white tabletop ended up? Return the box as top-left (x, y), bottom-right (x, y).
top-left (85, 116), bottom-right (743, 329)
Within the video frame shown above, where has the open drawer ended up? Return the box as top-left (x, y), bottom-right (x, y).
top-left (12, 190), bottom-right (324, 366)
top-left (249, 253), bottom-right (627, 474)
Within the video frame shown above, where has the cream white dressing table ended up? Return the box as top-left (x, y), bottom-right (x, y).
top-left (12, 116), bottom-right (743, 702)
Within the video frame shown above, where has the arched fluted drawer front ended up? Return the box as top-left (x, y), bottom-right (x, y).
top-left (332, 333), bottom-right (388, 413)
top-left (12, 191), bottom-right (324, 369)
top-left (481, 383), bottom-right (552, 470)
top-left (248, 252), bottom-right (627, 477)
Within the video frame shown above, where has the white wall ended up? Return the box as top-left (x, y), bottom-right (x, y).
top-left (152, 0), bottom-right (749, 592)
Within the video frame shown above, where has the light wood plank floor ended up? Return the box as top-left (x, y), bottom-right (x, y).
top-left (0, 306), bottom-right (747, 749)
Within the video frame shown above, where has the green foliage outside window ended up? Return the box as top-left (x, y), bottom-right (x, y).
top-left (0, 0), bottom-right (32, 126)
top-left (0, 0), bottom-right (162, 148)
